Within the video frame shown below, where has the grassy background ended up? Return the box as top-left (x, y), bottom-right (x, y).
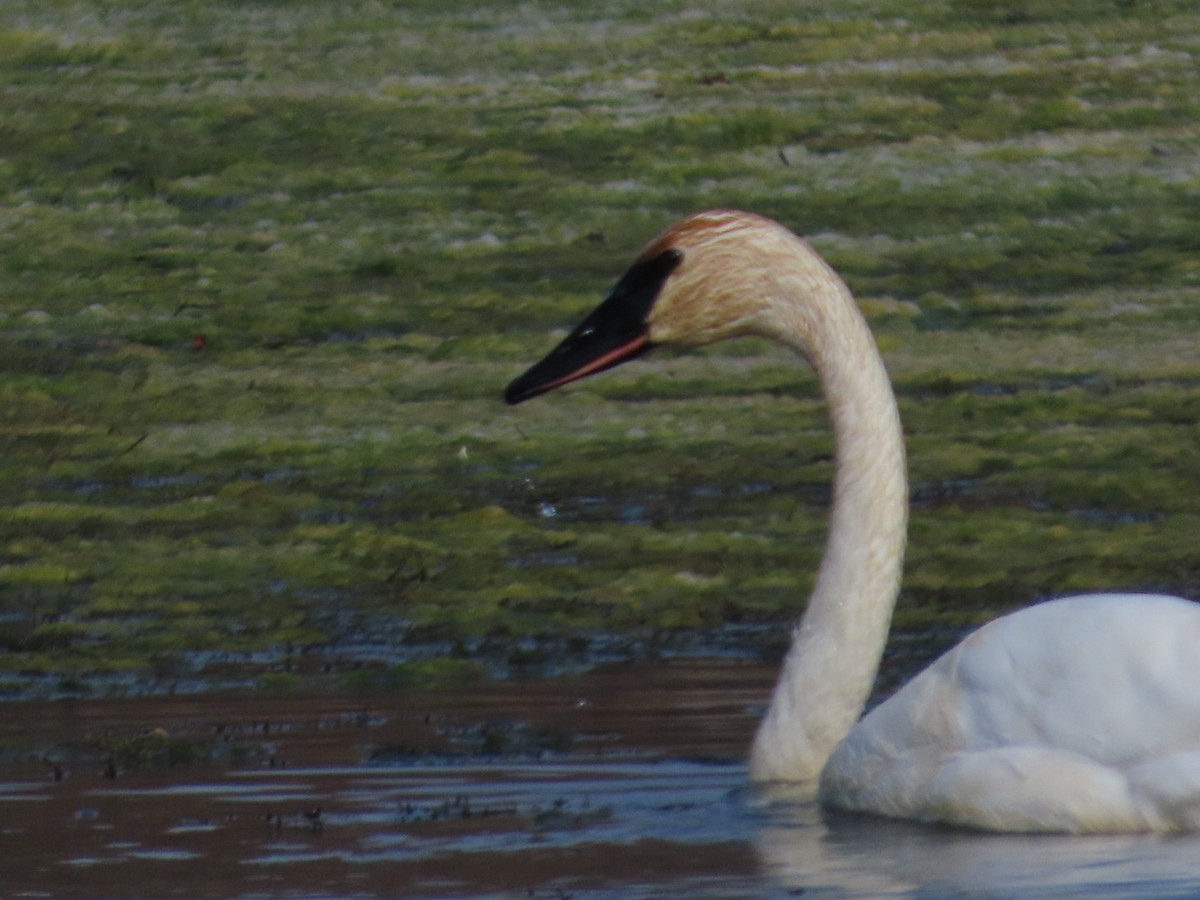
top-left (2, 0), bottom-right (1199, 694)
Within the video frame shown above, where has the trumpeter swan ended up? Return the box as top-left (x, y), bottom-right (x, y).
top-left (504, 210), bottom-right (1200, 833)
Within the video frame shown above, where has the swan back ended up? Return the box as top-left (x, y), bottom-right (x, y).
top-left (823, 593), bottom-right (1200, 831)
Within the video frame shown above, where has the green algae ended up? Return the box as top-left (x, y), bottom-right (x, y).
top-left (0, 0), bottom-right (1198, 688)
top-left (342, 658), bottom-right (485, 692)
top-left (92, 727), bottom-right (212, 771)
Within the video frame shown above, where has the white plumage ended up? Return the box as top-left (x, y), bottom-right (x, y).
top-left (507, 209), bottom-right (1200, 832)
top-left (824, 592), bottom-right (1200, 831)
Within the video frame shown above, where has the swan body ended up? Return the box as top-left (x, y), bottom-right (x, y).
top-left (824, 592), bottom-right (1200, 831)
top-left (505, 209), bottom-right (1200, 832)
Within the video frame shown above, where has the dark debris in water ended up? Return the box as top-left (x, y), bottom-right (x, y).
top-left (0, 618), bottom-right (771, 702)
top-left (0, 619), bottom-right (964, 707)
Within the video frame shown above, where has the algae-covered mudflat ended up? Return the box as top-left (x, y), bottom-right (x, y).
top-left (2, 0), bottom-right (1199, 697)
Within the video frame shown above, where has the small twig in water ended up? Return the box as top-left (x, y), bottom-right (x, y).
top-left (120, 433), bottom-right (149, 456)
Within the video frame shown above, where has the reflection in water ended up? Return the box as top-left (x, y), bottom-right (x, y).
top-left (757, 796), bottom-right (1200, 898)
top-left (8, 755), bottom-right (1200, 898)
top-left (0, 758), bottom-right (763, 899)
top-left (2, 661), bottom-right (1200, 897)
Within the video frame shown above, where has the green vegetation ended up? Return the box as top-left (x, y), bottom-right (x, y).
top-left (1, 0), bottom-right (1198, 691)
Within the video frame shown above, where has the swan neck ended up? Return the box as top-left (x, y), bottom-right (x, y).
top-left (750, 261), bottom-right (908, 784)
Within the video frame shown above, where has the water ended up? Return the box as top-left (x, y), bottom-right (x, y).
top-left (2, 661), bottom-right (1199, 897)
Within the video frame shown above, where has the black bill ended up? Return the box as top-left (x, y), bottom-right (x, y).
top-left (505, 248), bottom-right (681, 405)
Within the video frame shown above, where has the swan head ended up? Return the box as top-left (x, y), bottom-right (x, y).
top-left (506, 210), bottom-right (813, 405)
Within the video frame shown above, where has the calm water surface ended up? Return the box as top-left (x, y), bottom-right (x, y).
top-left (2, 660), bottom-right (1199, 898)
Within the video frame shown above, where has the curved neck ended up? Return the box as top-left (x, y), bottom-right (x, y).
top-left (749, 261), bottom-right (908, 784)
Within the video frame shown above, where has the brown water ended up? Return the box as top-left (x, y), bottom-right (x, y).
top-left (3, 660), bottom-right (1200, 898)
